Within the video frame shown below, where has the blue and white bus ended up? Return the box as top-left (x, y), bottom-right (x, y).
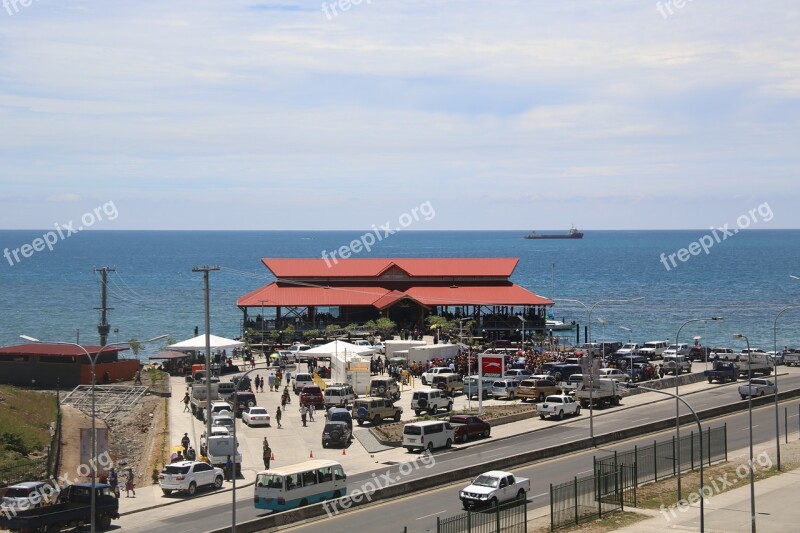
top-left (254, 459), bottom-right (347, 511)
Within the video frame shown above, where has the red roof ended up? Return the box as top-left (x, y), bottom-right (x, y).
top-left (238, 283), bottom-right (391, 307)
top-left (238, 283), bottom-right (552, 308)
top-left (404, 285), bottom-right (553, 306)
top-left (261, 258), bottom-right (519, 278)
top-left (0, 344), bottom-right (128, 357)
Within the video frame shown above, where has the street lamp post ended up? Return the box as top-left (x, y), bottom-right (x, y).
top-left (516, 315), bottom-right (526, 352)
top-left (674, 317), bottom-right (723, 501)
top-left (626, 383), bottom-right (705, 532)
top-left (19, 334), bottom-right (166, 533)
top-left (733, 333), bottom-right (756, 533)
top-left (553, 297), bottom-right (645, 442)
top-left (774, 305), bottom-right (800, 472)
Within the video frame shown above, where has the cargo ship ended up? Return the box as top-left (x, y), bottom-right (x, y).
top-left (524, 226), bottom-right (584, 239)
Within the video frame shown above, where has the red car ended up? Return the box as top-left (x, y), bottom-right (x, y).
top-left (448, 414), bottom-right (491, 443)
top-left (299, 386), bottom-right (325, 409)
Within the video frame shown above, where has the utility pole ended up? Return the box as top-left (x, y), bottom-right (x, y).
top-left (192, 265), bottom-right (220, 472)
top-left (94, 267), bottom-right (116, 345)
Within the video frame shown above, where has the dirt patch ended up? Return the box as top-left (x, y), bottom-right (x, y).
top-left (56, 374), bottom-right (167, 487)
top-left (373, 404), bottom-right (535, 442)
top-left (528, 510), bottom-right (650, 533)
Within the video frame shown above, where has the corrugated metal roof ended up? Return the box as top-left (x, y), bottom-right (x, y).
top-left (404, 285), bottom-right (553, 306)
top-left (0, 344), bottom-right (128, 357)
top-left (261, 258), bottom-right (519, 278)
top-left (238, 283), bottom-right (391, 307)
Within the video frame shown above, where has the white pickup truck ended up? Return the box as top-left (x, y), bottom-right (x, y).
top-left (459, 470), bottom-right (530, 510)
top-left (738, 378), bottom-right (777, 399)
top-left (535, 394), bottom-right (581, 420)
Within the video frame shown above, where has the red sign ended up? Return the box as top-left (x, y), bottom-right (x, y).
top-left (480, 354), bottom-right (504, 379)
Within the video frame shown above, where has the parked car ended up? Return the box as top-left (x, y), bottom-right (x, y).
top-left (229, 391), bottom-right (257, 415)
top-left (411, 389), bottom-right (453, 415)
top-left (448, 415), bottom-right (491, 443)
top-left (431, 373), bottom-right (464, 397)
top-left (353, 397), bottom-right (403, 426)
top-left (299, 386), bottom-right (325, 409)
top-left (464, 375), bottom-right (494, 399)
top-left (597, 368), bottom-right (631, 383)
top-left (638, 340), bottom-right (669, 360)
top-left (662, 355), bottom-right (692, 375)
top-left (322, 421), bottom-right (352, 448)
top-left (323, 383), bottom-right (357, 408)
top-left (158, 461), bottom-right (224, 496)
top-left (491, 379), bottom-right (519, 399)
top-left (503, 369), bottom-right (533, 381)
top-left (212, 414), bottom-right (235, 431)
top-left (535, 394), bottom-right (581, 420)
top-left (242, 406), bottom-right (271, 427)
top-left (420, 367), bottom-right (453, 386)
top-left (326, 407), bottom-right (353, 430)
top-left (516, 378), bottom-right (561, 403)
top-left (402, 421), bottom-right (455, 453)
top-left (2, 482), bottom-right (52, 511)
top-left (369, 377), bottom-right (400, 400)
top-left (662, 343), bottom-right (690, 358)
top-left (613, 343), bottom-right (640, 357)
top-left (292, 372), bottom-right (315, 394)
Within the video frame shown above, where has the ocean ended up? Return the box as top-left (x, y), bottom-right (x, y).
top-left (1, 229), bottom-right (799, 359)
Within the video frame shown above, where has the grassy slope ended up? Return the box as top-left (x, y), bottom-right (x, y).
top-left (0, 385), bottom-right (58, 468)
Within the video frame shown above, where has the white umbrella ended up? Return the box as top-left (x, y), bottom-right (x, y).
top-left (167, 334), bottom-right (244, 351)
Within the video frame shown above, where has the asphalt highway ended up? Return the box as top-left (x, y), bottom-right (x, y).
top-left (118, 373), bottom-right (800, 532)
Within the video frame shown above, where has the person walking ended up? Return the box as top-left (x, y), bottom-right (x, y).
top-left (254, 375), bottom-right (261, 393)
top-left (186, 446), bottom-right (196, 461)
top-left (125, 468), bottom-right (136, 497)
top-left (262, 438), bottom-right (271, 469)
top-left (259, 375), bottom-right (265, 392)
top-left (134, 369), bottom-right (142, 385)
top-left (181, 432), bottom-right (190, 452)
top-left (224, 455), bottom-right (233, 481)
top-left (108, 467), bottom-right (119, 498)
top-left (299, 404), bottom-right (308, 427)
top-left (286, 371), bottom-right (292, 386)
top-left (268, 373), bottom-right (275, 392)
top-left (275, 406), bottom-right (282, 428)
top-left (182, 391), bottom-right (191, 412)
top-left (308, 403), bottom-right (315, 422)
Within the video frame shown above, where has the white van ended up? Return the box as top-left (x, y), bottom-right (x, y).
top-left (402, 421), bottom-right (455, 453)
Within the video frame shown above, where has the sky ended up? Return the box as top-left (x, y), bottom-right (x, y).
top-left (0, 0), bottom-right (798, 230)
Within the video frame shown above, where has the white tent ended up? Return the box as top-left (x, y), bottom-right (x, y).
top-left (167, 334), bottom-right (244, 351)
top-left (303, 340), bottom-right (375, 356)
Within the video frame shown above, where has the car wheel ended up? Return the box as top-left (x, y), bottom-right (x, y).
top-left (247, 400), bottom-right (256, 408)
top-left (357, 420), bottom-right (364, 426)
top-left (98, 514), bottom-right (112, 529)
top-left (430, 405), bottom-right (437, 415)
top-left (426, 441), bottom-right (434, 452)
top-left (558, 410), bottom-right (564, 420)
top-left (539, 414), bottom-right (546, 420)
top-left (447, 402), bottom-right (453, 412)
top-left (445, 438), bottom-right (452, 449)
top-left (421, 378), bottom-right (427, 385)
top-left (482, 428), bottom-right (490, 438)
top-left (394, 411), bottom-right (401, 422)
top-left (372, 415), bottom-right (381, 426)
top-left (187, 482), bottom-right (197, 496)
top-left (575, 406), bottom-right (581, 416)
top-left (489, 497), bottom-right (498, 508)
top-left (741, 395), bottom-right (747, 400)
top-left (214, 476), bottom-right (223, 489)
top-left (414, 410), bottom-right (421, 416)
top-left (161, 489), bottom-right (173, 495)
top-left (322, 441), bottom-right (328, 449)
top-left (708, 377), bottom-right (713, 384)
top-left (378, 386), bottom-right (386, 396)
top-left (517, 489), bottom-right (527, 502)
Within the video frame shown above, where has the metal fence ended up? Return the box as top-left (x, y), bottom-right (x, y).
top-left (551, 425), bottom-right (727, 530)
top-left (437, 499), bottom-right (528, 533)
top-left (0, 456), bottom-right (49, 488)
top-left (550, 465), bottom-right (635, 530)
top-left (594, 425), bottom-right (727, 487)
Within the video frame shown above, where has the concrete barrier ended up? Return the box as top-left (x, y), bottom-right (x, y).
top-left (210, 387), bottom-right (800, 533)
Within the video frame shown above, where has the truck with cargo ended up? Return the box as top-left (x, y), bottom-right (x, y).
top-left (190, 381), bottom-right (221, 420)
top-left (0, 483), bottom-right (119, 532)
top-left (206, 435), bottom-right (242, 474)
top-left (575, 378), bottom-right (627, 408)
top-left (734, 352), bottom-right (774, 378)
top-left (704, 361), bottom-right (738, 383)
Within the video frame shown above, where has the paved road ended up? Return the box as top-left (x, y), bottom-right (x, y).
top-left (116, 371), bottom-right (800, 532)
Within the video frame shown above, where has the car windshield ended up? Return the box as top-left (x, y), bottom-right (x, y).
top-left (249, 408), bottom-right (267, 415)
top-left (4, 487), bottom-right (35, 497)
top-left (473, 475), bottom-right (499, 488)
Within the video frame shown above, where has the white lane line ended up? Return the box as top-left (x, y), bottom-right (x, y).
top-left (531, 492), bottom-right (548, 499)
top-left (577, 469), bottom-right (593, 475)
top-left (417, 510), bottom-right (448, 520)
top-left (629, 417), bottom-right (650, 423)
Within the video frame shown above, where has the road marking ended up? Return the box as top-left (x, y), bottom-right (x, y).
top-left (531, 492), bottom-right (548, 499)
top-left (577, 469), bottom-right (593, 475)
top-left (417, 510), bottom-right (447, 520)
top-left (629, 417), bottom-right (649, 423)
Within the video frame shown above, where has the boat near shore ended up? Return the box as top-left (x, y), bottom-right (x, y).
top-left (524, 226), bottom-right (583, 239)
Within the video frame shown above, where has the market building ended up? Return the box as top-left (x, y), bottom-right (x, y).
top-left (236, 257), bottom-right (554, 343)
